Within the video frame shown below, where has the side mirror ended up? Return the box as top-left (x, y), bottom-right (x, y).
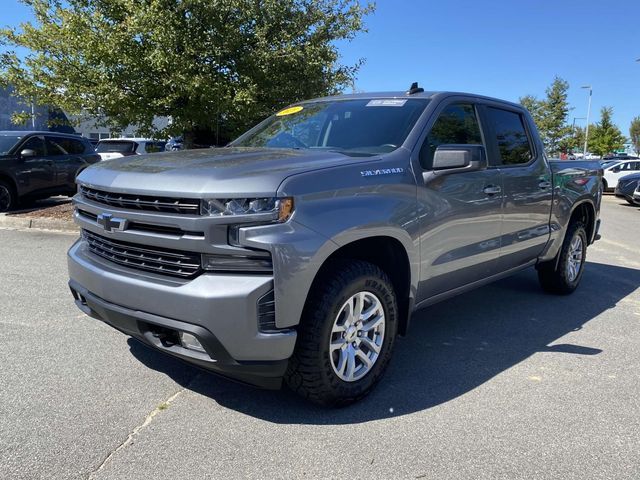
top-left (432, 144), bottom-right (486, 172)
top-left (611, 167), bottom-right (620, 172)
top-left (19, 148), bottom-right (37, 158)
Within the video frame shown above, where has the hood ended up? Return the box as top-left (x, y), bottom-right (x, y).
top-left (619, 172), bottom-right (640, 182)
top-left (78, 147), bottom-right (374, 197)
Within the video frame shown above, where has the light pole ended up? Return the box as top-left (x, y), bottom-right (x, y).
top-left (572, 117), bottom-right (586, 156)
top-left (581, 85), bottom-right (592, 158)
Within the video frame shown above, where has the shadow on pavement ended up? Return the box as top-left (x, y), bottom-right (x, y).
top-left (6, 196), bottom-right (71, 215)
top-left (128, 261), bottom-right (638, 424)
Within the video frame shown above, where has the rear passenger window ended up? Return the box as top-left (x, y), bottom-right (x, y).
top-left (420, 103), bottom-right (482, 169)
top-left (486, 108), bottom-right (533, 165)
top-left (45, 137), bottom-right (68, 156)
top-left (67, 139), bottom-right (87, 154)
top-left (53, 137), bottom-right (87, 154)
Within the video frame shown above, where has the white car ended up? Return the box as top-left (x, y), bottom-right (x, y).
top-left (95, 138), bottom-right (167, 160)
top-left (602, 159), bottom-right (640, 191)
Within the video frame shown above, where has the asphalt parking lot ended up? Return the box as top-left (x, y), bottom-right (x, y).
top-left (1, 195), bottom-right (638, 480)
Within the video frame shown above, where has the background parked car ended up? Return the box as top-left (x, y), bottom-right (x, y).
top-left (602, 159), bottom-right (640, 191)
top-left (165, 136), bottom-right (183, 151)
top-left (95, 138), bottom-right (167, 160)
top-left (599, 159), bottom-right (621, 169)
top-left (614, 172), bottom-right (640, 205)
top-left (0, 131), bottom-right (99, 212)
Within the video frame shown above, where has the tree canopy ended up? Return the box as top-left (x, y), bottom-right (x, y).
top-left (630, 116), bottom-right (640, 155)
top-left (588, 107), bottom-right (626, 157)
top-left (519, 76), bottom-right (571, 156)
top-left (0, 0), bottom-right (374, 144)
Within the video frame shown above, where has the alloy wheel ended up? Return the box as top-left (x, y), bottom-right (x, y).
top-left (329, 291), bottom-right (385, 382)
top-left (566, 235), bottom-right (583, 282)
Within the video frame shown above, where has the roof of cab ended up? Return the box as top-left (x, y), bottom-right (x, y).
top-left (299, 90), bottom-right (524, 110)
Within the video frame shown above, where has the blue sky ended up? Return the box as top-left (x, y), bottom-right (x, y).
top-left (3, 0), bottom-right (639, 135)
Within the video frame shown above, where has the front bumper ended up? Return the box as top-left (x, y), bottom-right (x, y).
top-left (67, 240), bottom-right (297, 388)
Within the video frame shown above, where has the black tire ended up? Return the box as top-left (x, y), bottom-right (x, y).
top-left (625, 198), bottom-right (636, 206)
top-left (0, 180), bottom-right (16, 212)
top-left (602, 179), bottom-right (608, 191)
top-left (285, 259), bottom-right (398, 407)
top-left (537, 221), bottom-right (588, 295)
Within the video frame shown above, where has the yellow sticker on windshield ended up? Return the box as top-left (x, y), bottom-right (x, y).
top-left (276, 106), bottom-right (304, 116)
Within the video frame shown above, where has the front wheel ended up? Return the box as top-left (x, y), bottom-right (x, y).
top-left (0, 180), bottom-right (16, 212)
top-left (285, 260), bottom-right (398, 406)
top-left (537, 221), bottom-right (588, 294)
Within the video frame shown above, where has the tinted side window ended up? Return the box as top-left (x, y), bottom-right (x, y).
top-left (45, 137), bottom-right (68, 156)
top-left (57, 137), bottom-right (87, 154)
top-left (21, 137), bottom-right (46, 156)
top-left (486, 108), bottom-right (533, 165)
top-left (420, 104), bottom-right (482, 169)
top-left (65, 139), bottom-right (87, 154)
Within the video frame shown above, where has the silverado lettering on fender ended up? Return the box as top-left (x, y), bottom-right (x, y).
top-left (68, 87), bottom-right (602, 406)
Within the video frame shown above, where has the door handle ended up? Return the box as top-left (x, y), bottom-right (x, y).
top-left (483, 185), bottom-right (502, 195)
top-left (539, 180), bottom-right (552, 189)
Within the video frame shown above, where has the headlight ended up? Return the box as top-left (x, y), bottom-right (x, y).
top-left (201, 197), bottom-right (294, 221)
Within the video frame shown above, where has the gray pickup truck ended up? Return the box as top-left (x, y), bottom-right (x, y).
top-left (68, 87), bottom-right (602, 406)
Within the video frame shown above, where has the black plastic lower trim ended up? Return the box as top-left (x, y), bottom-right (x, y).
top-left (69, 281), bottom-right (288, 389)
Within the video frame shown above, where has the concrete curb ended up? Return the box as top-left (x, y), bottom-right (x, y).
top-left (0, 214), bottom-right (77, 232)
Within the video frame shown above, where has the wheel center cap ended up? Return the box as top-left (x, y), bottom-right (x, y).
top-left (346, 325), bottom-right (358, 342)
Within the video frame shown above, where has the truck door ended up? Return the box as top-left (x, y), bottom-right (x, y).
top-left (481, 106), bottom-right (553, 270)
top-left (414, 101), bottom-right (504, 301)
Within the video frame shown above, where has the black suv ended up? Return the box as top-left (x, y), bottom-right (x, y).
top-left (0, 131), bottom-right (99, 212)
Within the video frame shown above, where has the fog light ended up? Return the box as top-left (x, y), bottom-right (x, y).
top-left (179, 332), bottom-right (206, 353)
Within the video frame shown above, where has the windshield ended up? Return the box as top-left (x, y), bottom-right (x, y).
top-left (600, 160), bottom-right (618, 168)
top-left (96, 141), bottom-right (136, 153)
top-left (0, 135), bottom-right (22, 155)
top-left (231, 99), bottom-right (429, 156)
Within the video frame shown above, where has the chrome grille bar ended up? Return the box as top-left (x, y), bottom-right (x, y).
top-left (80, 186), bottom-right (200, 214)
top-left (82, 230), bottom-right (202, 278)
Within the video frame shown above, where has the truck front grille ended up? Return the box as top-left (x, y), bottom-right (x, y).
top-left (80, 186), bottom-right (200, 215)
top-left (82, 229), bottom-right (202, 278)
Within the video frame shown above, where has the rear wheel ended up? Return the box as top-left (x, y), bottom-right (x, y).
top-left (537, 221), bottom-right (587, 294)
top-left (602, 179), bottom-right (608, 191)
top-left (285, 260), bottom-right (398, 406)
top-left (0, 180), bottom-right (16, 212)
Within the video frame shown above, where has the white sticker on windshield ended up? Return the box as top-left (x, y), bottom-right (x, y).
top-left (366, 99), bottom-right (407, 107)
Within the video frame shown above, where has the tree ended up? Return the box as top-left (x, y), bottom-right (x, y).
top-left (0, 0), bottom-right (374, 145)
top-left (538, 76), bottom-right (571, 155)
top-left (560, 125), bottom-right (585, 154)
top-left (520, 77), bottom-right (571, 155)
top-left (519, 94), bottom-right (543, 127)
top-left (588, 107), bottom-right (626, 157)
top-left (630, 116), bottom-right (640, 155)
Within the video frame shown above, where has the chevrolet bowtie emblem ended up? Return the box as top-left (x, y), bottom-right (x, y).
top-left (96, 213), bottom-right (127, 233)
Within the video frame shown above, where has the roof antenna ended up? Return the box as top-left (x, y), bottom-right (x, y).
top-left (407, 82), bottom-right (424, 95)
